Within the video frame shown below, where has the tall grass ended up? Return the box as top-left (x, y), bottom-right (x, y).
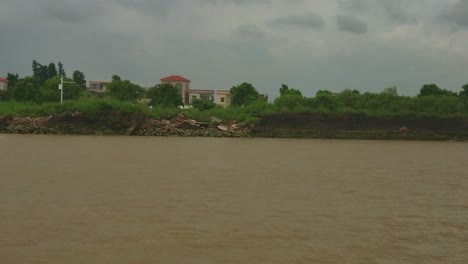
top-left (0, 98), bottom-right (151, 118)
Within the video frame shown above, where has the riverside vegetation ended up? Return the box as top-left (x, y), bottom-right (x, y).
top-left (1, 60), bottom-right (468, 140)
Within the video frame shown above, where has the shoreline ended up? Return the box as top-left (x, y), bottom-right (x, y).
top-left (1, 114), bottom-right (467, 141)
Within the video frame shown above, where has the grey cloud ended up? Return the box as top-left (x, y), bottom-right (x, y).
top-left (40, 0), bottom-right (106, 23)
top-left (440, 0), bottom-right (468, 28)
top-left (205, 0), bottom-right (270, 5)
top-left (268, 13), bottom-right (325, 29)
top-left (336, 15), bottom-right (368, 34)
top-left (236, 24), bottom-right (266, 39)
top-left (338, 0), bottom-right (416, 24)
top-left (115, 0), bottom-right (176, 16)
top-left (2, 0), bottom-right (468, 98)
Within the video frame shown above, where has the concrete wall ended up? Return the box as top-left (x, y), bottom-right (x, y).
top-left (88, 82), bottom-right (110, 93)
top-left (215, 92), bottom-right (231, 107)
top-left (189, 91), bottom-right (214, 104)
top-left (0, 82), bottom-right (8, 91)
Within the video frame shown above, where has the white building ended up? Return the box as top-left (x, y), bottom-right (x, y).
top-left (0, 78), bottom-right (8, 91)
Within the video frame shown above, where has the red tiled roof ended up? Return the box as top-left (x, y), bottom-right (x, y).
top-left (0, 77), bottom-right (8, 82)
top-left (160, 75), bottom-right (191, 82)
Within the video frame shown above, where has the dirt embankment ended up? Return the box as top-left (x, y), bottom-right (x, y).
top-left (0, 112), bottom-right (251, 137)
top-left (252, 113), bottom-right (468, 141)
top-left (2, 112), bottom-right (468, 140)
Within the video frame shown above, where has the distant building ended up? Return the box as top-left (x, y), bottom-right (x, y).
top-left (189, 90), bottom-right (215, 104)
top-left (215, 90), bottom-right (231, 107)
top-left (0, 78), bottom-right (8, 91)
top-left (88, 81), bottom-right (111, 93)
top-left (259, 94), bottom-right (268, 102)
top-left (160, 75), bottom-right (191, 105)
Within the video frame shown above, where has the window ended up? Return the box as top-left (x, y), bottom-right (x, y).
top-left (221, 97), bottom-right (225, 103)
top-left (192, 95), bottom-right (197, 100)
top-left (201, 95), bottom-right (212, 101)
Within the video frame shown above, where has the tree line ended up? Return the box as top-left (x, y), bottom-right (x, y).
top-left (1, 60), bottom-right (468, 117)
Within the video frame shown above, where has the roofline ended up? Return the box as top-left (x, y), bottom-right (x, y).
top-left (189, 89), bottom-right (215, 93)
top-left (89, 80), bottom-right (112, 84)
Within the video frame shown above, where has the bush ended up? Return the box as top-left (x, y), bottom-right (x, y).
top-left (192, 98), bottom-right (216, 110)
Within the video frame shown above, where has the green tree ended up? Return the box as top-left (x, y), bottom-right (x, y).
top-left (11, 77), bottom-right (41, 102)
top-left (314, 91), bottom-right (342, 112)
top-left (58, 62), bottom-right (66, 77)
top-left (147, 83), bottom-right (183, 107)
top-left (7, 73), bottom-right (19, 88)
top-left (459, 84), bottom-right (468, 97)
top-left (32, 60), bottom-right (48, 84)
top-left (0, 90), bottom-right (10, 101)
top-left (279, 84), bottom-right (302, 97)
top-left (316, 90), bottom-right (334, 97)
top-left (419, 84), bottom-right (457, 97)
top-left (47, 63), bottom-right (57, 78)
top-left (192, 98), bottom-right (216, 110)
top-left (72, 70), bottom-right (87, 89)
top-left (275, 84), bottom-right (305, 111)
top-left (112, 75), bottom-right (121, 82)
top-left (108, 79), bottom-right (145, 102)
top-left (38, 76), bottom-right (82, 103)
top-left (230, 82), bottom-right (260, 107)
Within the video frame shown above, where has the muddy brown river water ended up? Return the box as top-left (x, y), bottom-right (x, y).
top-left (1, 135), bottom-right (467, 263)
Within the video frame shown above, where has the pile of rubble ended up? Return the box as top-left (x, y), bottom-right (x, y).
top-left (0, 116), bottom-right (52, 134)
top-left (0, 113), bottom-right (252, 137)
top-left (134, 114), bottom-right (251, 137)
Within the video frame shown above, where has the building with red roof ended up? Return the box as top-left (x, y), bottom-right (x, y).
top-left (160, 75), bottom-right (192, 105)
top-left (160, 75), bottom-right (191, 83)
top-left (0, 77), bottom-right (8, 91)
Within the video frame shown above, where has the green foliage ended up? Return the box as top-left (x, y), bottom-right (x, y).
top-left (274, 93), bottom-right (306, 111)
top-left (39, 76), bottom-right (82, 103)
top-left (316, 90), bottom-right (333, 97)
top-left (279, 84), bottom-right (302, 97)
top-left (32, 60), bottom-right (48, 85)
top-left (459, 84), bottom-right (468, 98)
top-left (112, 75), bottom-right (121, 82)
top-left (108, 79), bottom-right (145, 102)
top-left (382, 87), bottom-right (398, 96)
top-left (58, 62), bottom-right (66, 77)
top-left (72, 70), bottom-right (87, 89)
top-left (10, 77), bottom-right (41, 102)
top-left (275, 84), bottom-right (306, 111)
top-left (0, 98), bottom-right (150, 119)
top-left (313, 92), bottom-right (342, 112)
top-left (47, 63), bottom-right (57, 78)
top-left (230, 82), bottom-right (260, 107)
top-left (192, 98), bottom-right (216, 110)
top-left (147, 83), bottom-right (183, 107)
top-left (7, 73), bottom-right (19, 88)
top-left (0, 90), bottom-right (11, 101)
top-left (419, 84), bottom-right (457, 97)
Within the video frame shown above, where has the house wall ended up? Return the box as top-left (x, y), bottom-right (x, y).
top-left (215, 93), bottom-right (231, 107)
top-left (89, 82), bottom-right (110, 93)
top-left (189, 93), bottom-right (201, 104)
top-left (189, 92), bottom-right (214, 104)
top-left (0, 82), bottom-right (7, 91)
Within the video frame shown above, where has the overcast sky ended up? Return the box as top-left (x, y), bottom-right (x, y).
top-left (1, 0), bottom-right (468, 97)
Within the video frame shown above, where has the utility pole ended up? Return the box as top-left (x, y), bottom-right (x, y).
top-left (59, 77), bottom-right (75, 104)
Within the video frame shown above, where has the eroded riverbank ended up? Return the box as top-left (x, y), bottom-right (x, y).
top-left (1, 112), bottom-right (467, 140)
